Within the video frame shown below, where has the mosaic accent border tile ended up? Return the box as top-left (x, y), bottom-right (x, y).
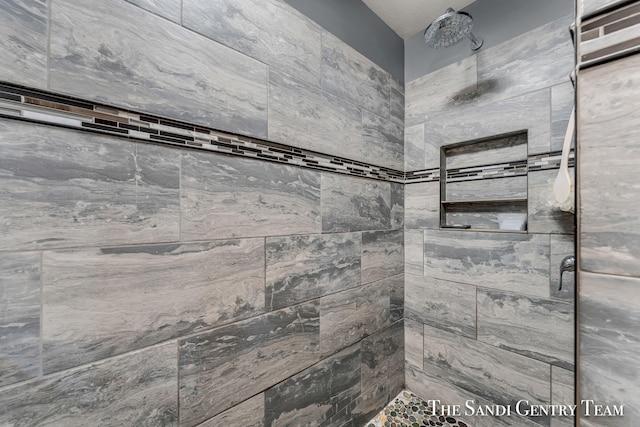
top-left (0, 81), bottom-right (572, 185)
top-left (367, 390), bottom-right (471, 427)
top-left (0, 82), bottom-right (404, 183)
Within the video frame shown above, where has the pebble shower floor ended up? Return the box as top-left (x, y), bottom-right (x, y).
top-left (366, 391), bottom-right (471, 427)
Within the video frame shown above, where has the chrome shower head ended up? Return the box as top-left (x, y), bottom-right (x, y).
top-left (424, 7), bottom-right (483, 51)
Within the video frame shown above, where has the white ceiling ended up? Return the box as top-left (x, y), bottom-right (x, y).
top-left (362, 0), bottom-right (477, 39)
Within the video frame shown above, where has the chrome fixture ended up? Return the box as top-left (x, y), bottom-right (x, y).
top-left (559, 255), bottom-right (576, 291)
top-left (424, 7), bottom-right (483, 51)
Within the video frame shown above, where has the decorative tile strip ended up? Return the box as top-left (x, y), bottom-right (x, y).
top-left (528, 150), bottom-right (576, 171)
top-left (446, 160), bottom-right (529, 183)
top-left (0, 82), bottom-right (405, 183)
top-left (405, 168), bottom-right (440, 183)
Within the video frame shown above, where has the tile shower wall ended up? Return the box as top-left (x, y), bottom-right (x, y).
top-left (404, 15), bottom-right (575, 427)
top-left (0, 1), bottom-right (404, 426)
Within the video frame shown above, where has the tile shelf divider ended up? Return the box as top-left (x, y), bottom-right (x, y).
top-left (441, 198), bottom-right (528, 205)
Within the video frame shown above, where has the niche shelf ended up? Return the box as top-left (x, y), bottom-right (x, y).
top-left (439, 131), bottom-right (529, 232)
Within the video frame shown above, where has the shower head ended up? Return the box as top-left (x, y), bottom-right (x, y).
top-left (424, 7), bottom-right (483, 51)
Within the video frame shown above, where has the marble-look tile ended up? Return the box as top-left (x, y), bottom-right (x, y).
top-left (528, 169), bottom-right (576, 234)
top-left (179, 302), bottom-right (320, 426)
top-left (183, 0), bottom-right (321, 86)
top-left (49, 0), bottom-right (268, 138)
top-left (361, 322), bottom-right (404, 386)
top-left (321, 30), bottom-right (390, 117)
top-left (424, 230), bottom-right (550, 298)
top-left (550, 234), bottom-right (575, 301)
top-left (551, 366), bottom-right (575, 427)
top-left (268, 69), bottom-right (363, 160)
top-left (320, 280), bottom-right (391, 356)
top-left (388, 274), bottom-right (404, 323)
top-left (321, 174), bottom-right (391, 233)
top-left (579, 272), bottom-right (640, 426)
top-left (405, 230), bottom-right (424, 276)
top-left (405, 274), bottom-right (476, 338)
top-left (477, 15), bottom-right (574, 105)
top-left (446, 176), bottom-right (527, 201)
top-left (551, 83), bottom-right (575, 152)
top-left (445, 132), bottom-right (528, 170)
top-left (126, 0), bottom-right (180, 22)
top-left (0, 0), bottom-right (48, 88)
top-left (0, 343), bottom-right (178, 426)
top-left (42, 239), bottom-right (264, 373)
top-left (477, 289), bottom-right (574, 369)
top-left (404, 124), bottom-right (426, 171)
top-left (0, 252), bottom-right (41, 387)
top-left (362, 230), bottom-right (403, 285)
top-left (406, 56), bottom-right (478, 127)
top-left (424, 89), bottom-right (551, 155)
top-left (351, 383), bottom-right (391, 426)
top-left (181, 151), bottom-right (321, 240)
top-left (0, 120), bottom-right (180, 251)
top-left (198, 394), bottom-right (265, 427)
top-left (390, 183), bottom-right (404, 229)
top-left (405, 181), bottom-right (440, 229)
top-left (265, 233), bottom-right (361, 310)
top-left (390, 77), bottom-right (405, 128)
top-left (404, 319), bottom-right (424, 369)
top-left (579, 54), bottom-right (640, 277)
top-left (422, 325), bottom-right (551, 415)
top-left (362, 111), bottom-right (404, 170)
top-left (264, 345), bottom-right (361, 426)
top-left (579, 0), bottom-right (623, 16)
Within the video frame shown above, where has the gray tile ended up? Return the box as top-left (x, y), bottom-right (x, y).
top-left (264, 345), bottom-right (361, 426)
top-left (404, 124), bottom-right (426, 171)
top-left (424, 230), bottom-right (550, 298)
top-left (42, 239), bottom-right (264, 374)
top-left (351, 383), bottom-right (391, 426)
top-left (266, 233), bottom-right (361, 310)
top-left (390, 182), bottom-right (404, 229)
top-left (321, 174), bottom-right (391, 233)
top-left (361, 322), bottom-right (404, 387)
top-left (320, 280), bottom-right (391, 356)
top-left (126, 0), bottom-right (180, 22)
top-left (198, 394), bottom-right (265, 427)
top-left (424, 89), bottom-right (551, 156)
top-left (580, 0), bottom-right (623, 16)
top-left (405, 230), bottom-right (424, 276)
top-left (321, 30), bottom-right (390, 117)
top-left (528, 169), bottom-right (576, 234)
top-left (268, 69), bottom-right (363, 160)
top-left (551, 83), bottom-right (575, 152)
top-left (362, 230), bottom-right (403, 285)
top-left (0, 0), bottom-right (48, 88)
top-left (406, 56), bottom-right (478, 127)
top-left (579, 272), bottom-right (640, 426)
top-left (445, 132), bottom-right (528, 170)
top-left (405, 181), bottom-right (440, 229)
top-left (550, 234), bottom-right (575, 301)
top-left (477, 289), bottom-right (574, 369)
top-left (446, 176), bottom-right (528, 201)
top-left (551, 366), bottom-right (575, 427)
top-left (405, 274), bottom-right (476, 338)
top-left (477, 15), bottom-right (574, 105)
top-left (0, 342), bottom-right (178, 426)
top-left (49, 0), bottom-right (268, 138)
top-left (388, 274), bottom-right (404, 323)
top-left (390, 77), bottom-right (405, 128)
top-left (404, 319), bottom-right (423, 369)
top-left (0, 120), bottom-right (180, 251)
top-left (422, 325), bottom-right (551, 420)
top-left (362, 111), bottom-right (404, 170)
top-left (181, 151), bottom-right (321, 240)
top-left (179, 302), bottom-right (320, 426)
top-left (579, 54), bottom-right (640, 277)
top-left (183, 0), bottom-right (322, 86)
top-left (0, 252), bottom-right (40, 387)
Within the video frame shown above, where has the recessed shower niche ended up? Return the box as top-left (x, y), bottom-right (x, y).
top-left (439, 131), bottom-right (529, 232)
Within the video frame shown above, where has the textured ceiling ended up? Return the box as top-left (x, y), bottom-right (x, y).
top-left (362, 0), bottom-right (477, 39)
